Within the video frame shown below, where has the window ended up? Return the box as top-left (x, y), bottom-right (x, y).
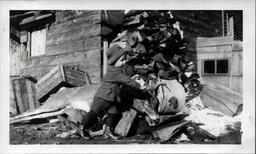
top-left (31, 28), bottom-right (46, 57)
top-left (217, 60), bottom-right (229, 73)
top-left (203, 59), bottom-right (229, 75)
top-left (204, 60), bottom-right (215, 74)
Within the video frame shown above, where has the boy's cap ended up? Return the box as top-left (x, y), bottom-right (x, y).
top-left (107, 44), bottom-right (130, 65)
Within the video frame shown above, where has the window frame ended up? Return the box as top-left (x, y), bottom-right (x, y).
top-left (27, 25), bottom-right (47, 58)
top-left (202, 59), bottom-right (230, 76)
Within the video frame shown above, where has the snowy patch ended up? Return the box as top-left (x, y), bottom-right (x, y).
top-left (185, 97), bottom-right (241, 137)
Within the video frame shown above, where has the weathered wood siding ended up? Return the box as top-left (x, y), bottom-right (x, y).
top-left (10, 39), bottom-right (21, 76)
top-left (21, 10), bottom-right (102, 83)
top-left (197, 36), bottom-right (243, 94)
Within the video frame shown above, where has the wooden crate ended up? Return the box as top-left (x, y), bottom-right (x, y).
top-left (36, 65), bottom-right (91, 102)
top-left (11, 76), bottom-right (39, 115)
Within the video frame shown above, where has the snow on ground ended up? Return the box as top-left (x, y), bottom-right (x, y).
top-left (185, 97), bottom-right (241, 137)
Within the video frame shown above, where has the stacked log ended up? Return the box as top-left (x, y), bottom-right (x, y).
top-left (109, 10), bottom-right (202, 141)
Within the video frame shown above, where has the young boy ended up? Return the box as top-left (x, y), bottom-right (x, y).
top-left (80, 44), bottom-right (151, 140)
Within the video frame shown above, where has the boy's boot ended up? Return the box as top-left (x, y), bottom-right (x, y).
top-left (103, 125), bottom-right (119, 140)
top-left (78, 124), bottom-right (92, 140)
top-left (79, 110), bottom-right (97, 140)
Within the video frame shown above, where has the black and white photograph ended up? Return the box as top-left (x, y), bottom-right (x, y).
top-left (0, 0), bottom-right (255, 153)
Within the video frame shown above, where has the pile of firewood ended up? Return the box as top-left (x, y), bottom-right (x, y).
top-left (111, 10), bottom-right (201, 101)
top-left (106, 10), bottom-right (205, 142)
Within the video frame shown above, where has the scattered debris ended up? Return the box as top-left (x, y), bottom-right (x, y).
top-left (10, 84), bottom-right (99, 124)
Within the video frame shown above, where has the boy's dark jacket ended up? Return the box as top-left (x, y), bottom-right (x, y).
top-left (94, 65), bottom-right (141, 102)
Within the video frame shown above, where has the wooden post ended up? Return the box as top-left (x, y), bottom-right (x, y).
top-left (222, 10), bottom-right (224, 36)
top-left (226, 13), bottom-right (230, 36)
top-left (229, 17), bottom-right (234, 89)
top-left (103, 40), bottom-right (108, 75)
top-left (229, 17), bottom-right (234, 40)
top-left (27, 31), bottom-right (31, 58)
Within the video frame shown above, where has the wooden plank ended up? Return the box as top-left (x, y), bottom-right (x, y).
top-left (27, 31), bottom-right (31, 57)
top-left (53, 10), bottom-right (100, 26)
top-left (114, 109), bottom-right (138, 137)
top-left (197, 36), bottom-right (233, 47)
top-left (46, 36), bottom-right (101, 55)
top-left (10, 109), bottom-right (65, 124)
top-left (24, 49), bottom-right (101, 67)
top-left (48, 14), bottom-right (101, 36)
top-left (12, 79), bottom-right (25, 113)
top-left (36, 65), bottom-right (64, 100)
top-left (21, 65), bottom-right (56, 80)
top-left (200, 83), bottom-right (243, 116)
top-left (10, 79), bottom-right (18, 115)
top-left (25, 80), bottom-right (36, 110)
top-left (46, 24), bottom-right (101, 46)
top-left (31, 82), bottom-right (40, 108)
top-left (20, 79), bottom-right (29, 112)
top-left (197, 45), bottom-right (232, 53)
top-left (153, 121), bottom-right (190, 141)
top-left (197, 52), bottom-right (232, 60)
top-left (20, 16), bottom-right (35, 25)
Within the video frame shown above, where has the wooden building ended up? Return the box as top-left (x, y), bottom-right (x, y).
top-left (171, 10), bottom-right (242, 72)
top-left (10, 10), bottom-right (124, 83)
top-left (195, 11), bottom-right (243, 94)
top-left (10, 10), bottom-right (123, 114)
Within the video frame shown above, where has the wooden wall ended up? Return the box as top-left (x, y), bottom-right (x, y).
top-left (20, 10), bottom-right (102, 83)
top-left (10, 39), bottom-right (21, 76)
top-left (197, 36), bottom-right (243, 94)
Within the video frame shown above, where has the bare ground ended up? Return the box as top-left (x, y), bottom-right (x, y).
top-left (10, 120), bottom-right (241, 145)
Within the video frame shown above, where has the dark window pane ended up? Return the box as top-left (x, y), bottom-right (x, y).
top-left (204, 60), bottom-right (215, 74)
top-left (217, 60), bottom-right (229, 73)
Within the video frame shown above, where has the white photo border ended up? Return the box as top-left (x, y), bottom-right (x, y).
top-left (0, 0), bottom-right (255, 153)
